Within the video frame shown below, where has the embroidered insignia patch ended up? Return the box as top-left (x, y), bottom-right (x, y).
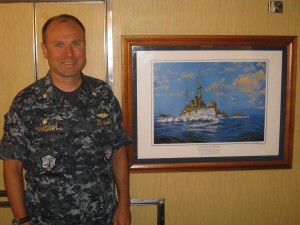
top-left (42, 155), bottom-right (56, 171)
top-left (35, 118), bottom-right (61, 133)
top-left (97, 113), bottom-right (108, 118)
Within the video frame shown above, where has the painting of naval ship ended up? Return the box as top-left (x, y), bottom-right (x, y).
top-left (179, 74), bottom-right (227, 122)
top-left (153, 61), bottom-right (266, 144)
top-left (158, 75), bottom-right (226, 123)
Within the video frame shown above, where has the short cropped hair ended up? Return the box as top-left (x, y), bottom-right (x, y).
top-left (42, 14), bottom-right (85, 43)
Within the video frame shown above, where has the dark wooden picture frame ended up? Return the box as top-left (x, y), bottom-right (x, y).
top-left (121, 35), bottom-right (297, 172)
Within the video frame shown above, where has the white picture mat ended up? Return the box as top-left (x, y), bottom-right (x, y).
top-left (136, 50), bottom-right (283, 159)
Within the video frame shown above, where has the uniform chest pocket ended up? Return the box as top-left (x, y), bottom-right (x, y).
top-left (89, 122), bottom-right (118, 146)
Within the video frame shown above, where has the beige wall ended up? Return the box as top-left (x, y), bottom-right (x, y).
top-left (1, 1), bottom-right (300, 225)
top-left (0, 3), bottom-right (34, 222)
top-left (112, 1), bottom-right (300, 225)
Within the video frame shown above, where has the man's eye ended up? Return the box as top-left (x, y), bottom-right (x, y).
top-left (54, 43), bottom-right (64, 47)
top-left (72, 41), bottom-right (82, 47)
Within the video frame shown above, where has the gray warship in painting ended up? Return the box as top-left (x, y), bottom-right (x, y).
top-left (178, 80), bottom-right (226, 122)
top-left (158, 76), bottom-right (227, 123)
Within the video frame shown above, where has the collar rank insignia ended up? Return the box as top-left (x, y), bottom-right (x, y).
top-left (42, 119), bottom-right (48, 125)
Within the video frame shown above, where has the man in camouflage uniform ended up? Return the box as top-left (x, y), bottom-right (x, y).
top-left (0, 14), bottom-right (131, 225)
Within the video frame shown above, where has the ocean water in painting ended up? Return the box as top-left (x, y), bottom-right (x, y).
top-left (154, 114), bottom-right (265, 144)
top-left (153, 61), bottom-right (266, 144)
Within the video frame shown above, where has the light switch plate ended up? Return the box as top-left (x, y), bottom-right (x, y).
top-left (269, 1), bottom-right (283, 13)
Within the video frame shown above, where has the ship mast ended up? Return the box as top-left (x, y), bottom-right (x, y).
top-left (197, 81), bottom-right (202, 98)
top-left (196, 71), bottom-right (203, 99)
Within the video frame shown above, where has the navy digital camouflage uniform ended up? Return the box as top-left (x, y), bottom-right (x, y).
top-left (0, 73), bottom-right (131, 225)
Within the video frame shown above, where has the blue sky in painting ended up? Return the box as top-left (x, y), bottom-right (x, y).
top-left (153, 61), bottom-right (267, 117)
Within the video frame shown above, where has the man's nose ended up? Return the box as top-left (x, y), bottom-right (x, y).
top-left (64, 45), bottom-right (74, 57)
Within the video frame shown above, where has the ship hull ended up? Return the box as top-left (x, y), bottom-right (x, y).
top-left (179, 107), bottom-right (218, 122)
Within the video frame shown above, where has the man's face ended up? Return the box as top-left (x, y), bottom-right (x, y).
top-left (41, 20), bottom-right (86, 79)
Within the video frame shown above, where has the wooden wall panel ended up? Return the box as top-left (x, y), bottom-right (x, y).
top-left (0, 3), bottom-right (34, 224)
top-left (0, 3), bottom-right (35, 145)
top-left (35, 2), bottom-right (106, 80)
top-left (113, 1), bottom-right (300, 225)
top-left (130, 205), bottom-right (157, 225)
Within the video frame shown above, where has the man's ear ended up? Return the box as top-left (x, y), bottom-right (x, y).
top-left (41, 42), bottom-right (48, 59)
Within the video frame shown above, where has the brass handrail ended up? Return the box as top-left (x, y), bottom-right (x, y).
top-left (131, 198), bottom-right (165, 225)
top-left (0, 190), bottom-right (10, 207)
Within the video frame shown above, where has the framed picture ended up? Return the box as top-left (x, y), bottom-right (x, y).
top-left (121, 35), bottom-right (297, 172)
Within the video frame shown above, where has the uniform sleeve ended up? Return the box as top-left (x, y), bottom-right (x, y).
top-left (111, 95), bottom-right (131, 152)
top-left (0, 108), bottom-right (29, 161)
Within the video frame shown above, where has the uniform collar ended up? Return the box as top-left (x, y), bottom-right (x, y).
top-left (41, 71), bottom-right (97, 100)
top-left (43, 72), bottom-right (85, 89)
